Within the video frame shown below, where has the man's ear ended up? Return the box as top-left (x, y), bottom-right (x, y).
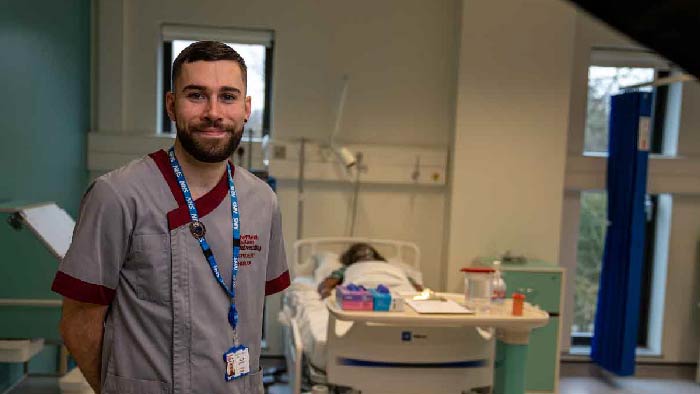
top-left (165, 91), bottom-right (176, 121)
top-left (245, 96), bottom-right (252, 119)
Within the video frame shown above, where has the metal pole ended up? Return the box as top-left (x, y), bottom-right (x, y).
top-left (349, 152), bottom-right (363, 237)
top-left (296, 138), bottom-right (306, 240)
top-left (247, 128), bottom-right (254, 170)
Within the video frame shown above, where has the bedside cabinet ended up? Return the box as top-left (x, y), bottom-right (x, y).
top-left (499, 261), bottom-right (564, 394)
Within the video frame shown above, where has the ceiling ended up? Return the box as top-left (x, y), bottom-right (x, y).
top-left (569, 0), bottom-right (700, 78)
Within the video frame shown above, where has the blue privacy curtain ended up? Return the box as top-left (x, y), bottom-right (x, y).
top-left (591, 91), bottom-right (652, 376)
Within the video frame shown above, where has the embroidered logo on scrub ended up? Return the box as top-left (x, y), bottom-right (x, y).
top-left (239, 234), bottom-right (262, 266)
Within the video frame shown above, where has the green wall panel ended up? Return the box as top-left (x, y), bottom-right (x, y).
top-left (0, 0), bottom-right (91, 387)
top-left (0, 0), bottom-right (89, 307)
top-left (28, 345), bottom-right (61, 374)
top-left (0, 364), bottom-right (23, 393)
top-left (0, 308), bottom-right (63, 341)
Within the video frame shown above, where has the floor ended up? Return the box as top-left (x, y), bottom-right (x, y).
top-left (558, 362), bottom-right (700, 394)
top-left (6, 363), bottom-right (700, 394)
top-left (559, 377), bottom-right (700, 394)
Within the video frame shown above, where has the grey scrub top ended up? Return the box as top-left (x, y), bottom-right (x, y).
top-left (52, 150), bottom-right (290, 394)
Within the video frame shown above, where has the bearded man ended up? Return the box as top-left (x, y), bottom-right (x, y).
top-left (52, 41), bottom-right (290, 394)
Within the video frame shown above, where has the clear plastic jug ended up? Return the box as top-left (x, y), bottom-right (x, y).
top-left (461, 267), bottom-right (495, 312)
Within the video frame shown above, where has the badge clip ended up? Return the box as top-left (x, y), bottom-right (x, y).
top-left (189, 220), bottom-right (206, 239)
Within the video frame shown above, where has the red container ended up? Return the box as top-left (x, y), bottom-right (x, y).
top-left (512, 292), bottom-right (525, 316)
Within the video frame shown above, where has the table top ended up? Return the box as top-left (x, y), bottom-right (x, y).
top-left (327, 292), bottom-right (549, 330)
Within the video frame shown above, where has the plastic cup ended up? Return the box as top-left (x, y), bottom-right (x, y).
top-left (461, 267), bottom-right (495, 312)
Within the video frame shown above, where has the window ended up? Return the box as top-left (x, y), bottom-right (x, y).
top-left (572, 191), bottom-right (606, 340)
top-left (583, 50), bottom-right (673, 155)
top-left (572, 50), bottom-right (678, 352)
top-left (572, 192), bottom-right (668, 350)
top-left (160, 25), bottom-right (274, 141)
top-left (584, 67), bottom-right (654, 153)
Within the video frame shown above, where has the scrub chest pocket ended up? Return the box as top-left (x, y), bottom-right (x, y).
top-left (103, 373), bottom-right (171, 394)
top-left (126, 233), bottom-right (171, 303)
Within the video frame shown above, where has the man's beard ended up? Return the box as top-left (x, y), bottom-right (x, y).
top-left (176, 118), bottom-right (243, 163)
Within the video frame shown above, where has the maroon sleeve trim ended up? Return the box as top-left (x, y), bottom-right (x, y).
top-left (51, 271), bottom-right (115, 305)
top-left (265, 271), bottom-right (291, 296)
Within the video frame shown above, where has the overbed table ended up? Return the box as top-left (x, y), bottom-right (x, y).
top-left (326, 293), bottom-right (549, 394)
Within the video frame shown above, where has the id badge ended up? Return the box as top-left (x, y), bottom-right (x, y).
top-left (223, 345), bottom-right (250, 381)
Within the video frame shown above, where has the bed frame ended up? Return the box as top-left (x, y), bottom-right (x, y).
top-left (281, 237), bottom-right (493, 394)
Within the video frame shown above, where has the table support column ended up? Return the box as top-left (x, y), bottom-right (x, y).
top-left (493, 330), bottom-right (530, 394)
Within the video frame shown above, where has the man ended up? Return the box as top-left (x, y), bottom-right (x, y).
top-left (52, 41), bottom-right (290, 394)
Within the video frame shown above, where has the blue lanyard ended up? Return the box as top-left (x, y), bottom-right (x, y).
top-left (168, 147), bottom-right (241, 333)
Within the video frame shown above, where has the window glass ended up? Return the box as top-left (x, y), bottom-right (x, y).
top-left (169, 40), bottom-right (268, 140)
top-left (573, 191), bottom-right (607, 337)
top-left (584, 67), bottom-right (655, 153)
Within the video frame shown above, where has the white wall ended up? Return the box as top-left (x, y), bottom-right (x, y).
top-left (678, 79), bottom-right (700, 157)
top-left (446, 0), bottom-right (575, 291)
top-left (662, 196), bottom-right (700, 361)
top-left (97, 0), bottom-right (459, 147)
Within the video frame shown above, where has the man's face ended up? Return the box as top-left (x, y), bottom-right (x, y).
top-left (166, 60), bottom-right (251, 163)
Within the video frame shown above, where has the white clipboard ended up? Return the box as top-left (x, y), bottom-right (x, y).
top-left (405, 299), bottom-right (474, 314)
top-left (1, 202), bottom-right (75, 260)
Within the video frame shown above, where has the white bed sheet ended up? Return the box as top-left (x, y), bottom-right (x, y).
top-left (286, 277), bottom-right (330, 369)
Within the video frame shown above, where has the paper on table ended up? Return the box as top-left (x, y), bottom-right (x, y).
top-left (406, 299), bottom-right (474, 314)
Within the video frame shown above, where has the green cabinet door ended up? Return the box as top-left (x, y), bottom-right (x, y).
top-left (525, 316), bottom-right (559, 392)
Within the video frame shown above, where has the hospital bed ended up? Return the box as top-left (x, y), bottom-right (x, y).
top-left (279, 237), bottom-right (496, 394)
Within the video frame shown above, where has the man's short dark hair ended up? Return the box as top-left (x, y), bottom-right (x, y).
top-left (171, 41), bottom-right (247, 90)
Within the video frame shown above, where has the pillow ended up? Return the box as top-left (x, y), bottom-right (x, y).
top-left (312, 251), bottom-right (342, 285)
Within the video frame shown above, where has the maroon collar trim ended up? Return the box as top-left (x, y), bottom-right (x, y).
top-left (149, 150), bottom-right (186, 207)
top-left (148, 150), bottom-right (234, 231)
